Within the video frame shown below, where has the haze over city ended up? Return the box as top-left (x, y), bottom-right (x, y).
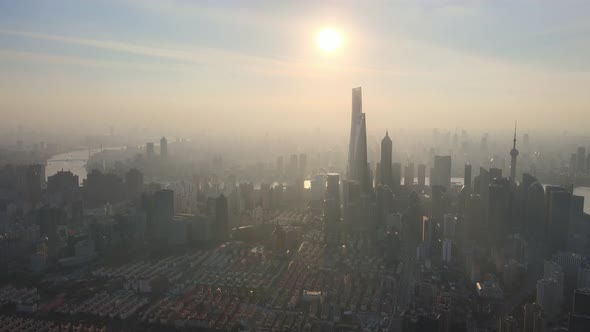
top-left (2, 1), bottom-right (590, 332)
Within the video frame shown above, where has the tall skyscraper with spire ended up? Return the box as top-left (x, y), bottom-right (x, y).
top-left (510, 123), bottom-right (519, 186)
top-left (380, 131), bottom-right (393, 188)
top-left (346, 87), bottom-right (371, 194)
top-left (348, 87), bottom-right (362, 178)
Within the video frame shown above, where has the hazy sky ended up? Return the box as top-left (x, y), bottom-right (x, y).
top-left (1, 0), bottom-right (589, 135)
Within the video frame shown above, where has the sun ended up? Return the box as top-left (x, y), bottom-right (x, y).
top-left (317, 28), bottom-right (342, 53)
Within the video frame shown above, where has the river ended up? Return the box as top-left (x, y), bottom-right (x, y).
top-left (45, 147), bottom-right (125, 185)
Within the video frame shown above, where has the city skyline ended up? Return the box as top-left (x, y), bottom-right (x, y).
top-left (2, 2), bottom-right (590, 331)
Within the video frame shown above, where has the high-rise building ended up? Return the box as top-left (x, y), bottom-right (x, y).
top-left (417, 164), bottom-right (426, 188)
top-left (47, 170), bottom-right (79, 194)
top-left (125, 168), bottom-right (144, 203)
top-left (510, 125), bottom-right (519, 186)
top-left (381, 131), bottom-right (393, 187)
top-left (570, 153), bottom-right (578, 175)
top-left (522, 302), bottom-right (544, 332)
top-left (577, 147), bottom-right (586, 174)
top-left (536, 276), bottom-right (563, 318)
top-left (289, 154), bottom-right (299, 179)
top-left (160, 136), bottom-right (168, 160)
top-left (214, 194), bottom-right (229, 243)
top-left (547, 189), bottom-right (572, 253)
top-left (489, 178), bottom-right (511, 241)
top-left (569, 288), bottom-right (590, 332)
top-left (154, 189), bottom-right (174, 222)
top-left (404, 162), bottom-right (415, 186)
top-left (464, 164), bottom-right (472, 190)
top-left (433, 156), bottom-right (451, 190)
top-left (442, 239), bottom-right (452, 263)
top-left (299, 153), bottom-right (307, 178)
top-left (146, 142), bottom-right (155, 160)
top-left (497, 315), bottom-right (518, 332)
top-left (324, 173), bottom-right (341, 238)
top-left (392, 163), bottom-right (402, 193)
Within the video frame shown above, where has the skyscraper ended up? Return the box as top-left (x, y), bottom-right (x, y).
top-left (577, 147), bottom-right (586, 174)
top-left (404, 162), bottom-right (415, 186)
top-left (299, 153), bottom-right (307, 177)
top-left (464, 164), bottom-right (472, 190)
top-left (392, 163), bottom-right (402, 193)
top-left (380, 131), bottom-right (393, 187)
top-left (146, 142), bottom-right (155, 160)
top-left (417, 164), bottom-right (426, 188)
top-left (547, 188), bottom-right (572, 253)
top-left (214, 194), bottom-right (229, 243)
top-left (160, 136), bottom-right (168, 160)
top-left (324, 173), bottom-right (341, 238)
top-left (510, 125), bottom-right (519, 186)
top-left (348, 87), bottom-right (362, 178)
top-left (433, 156), bottom-right (451, 190)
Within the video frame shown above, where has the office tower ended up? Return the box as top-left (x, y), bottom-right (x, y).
top-left (348, 87), bottom-right (362, 178)
top-left (376, 184), bottom-right (393, 228)
top-left (498, 316), bottom-right (518, 332)
top-left (324, 173), bottom-right (341, 237)
top-left (547, 189), bottom-right (572, 253)
top-left (276, 156), bottom-right (284, 177)
top-left (536, 277), bottom-right (563, 318)
top-left (146, 142), bottom-right (155, 160)
top-left (326, 173), bottom-right (340, 202)
top-left (489, 168), bottom-right (503, 181)
top-left (431, 185), bottom-right (445, 221)
top-left (260, 183), bottom-right (271, 210)
top-left (522, 303), bottom-right (544, 332)
top-left (310, 174), bottom-right (325, 202)
top-left (381, 131), bottom-right (393, 187)
top-left (404, 162), bottom-right (415, 186)
top-left (570, 153), bottom-right (578, 175)
top-left (570, 288), bottom-right (590, 331)
top-left (422, 217), bottom-right (433, 249)
top-left (573, 288), bottom-right (590, 316)
top-left (525, 180), bottom-right (545, 256)
top-left (392, 163), bottom-right (402, 193)
top-left (442, 239), bottom-right (452, 263)
top-left (298, 153), bottom-right (307, 178)
top-left (154, 189), bottom-right (174, 222)
top-left (464, 164), bottom-right (472, 190)
top-left (47, 170), bottom-right (79, 193)
top-left (125, 168), bottom-right (144, 203)
top-left (417, 164), bottom-right (426, 188)
top-left (577, 147), bottom-right (586, 174)
top-left (578, 266), bottom-right (590, 289)
top-left (443, 214), bottom-right (456, 238)
top-left (214, 194), bottom-right (229, 243)
top-left (510, 125), bottom-right (519, 186)
top-left (160, 136), bottom-right (168, 160)
top-left (489, 178), bottom-right (511, 241)
top-left (433, 156), bottom-right (451, 190)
